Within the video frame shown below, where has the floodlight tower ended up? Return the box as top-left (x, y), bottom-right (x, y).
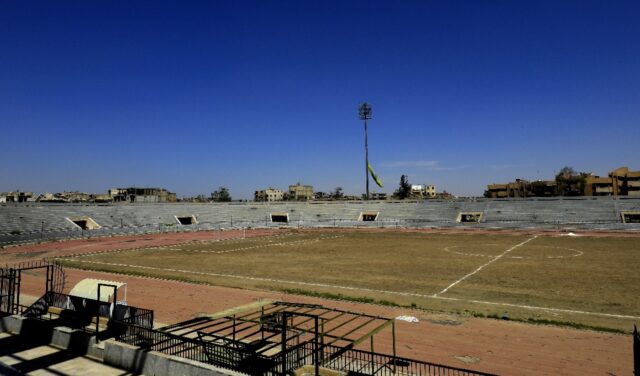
top-left (359, 103), bottom-right (372, 200)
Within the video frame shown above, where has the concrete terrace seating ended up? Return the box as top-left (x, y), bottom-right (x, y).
top-left (1, 197), bottom-right (639, 245)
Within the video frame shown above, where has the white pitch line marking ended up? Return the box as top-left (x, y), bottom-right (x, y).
top-left (62, 258), bottom-right (640, 321)
top-left (191, 235), bottom-right (343, 254)
top-left (434, 236), bottom-right (538, 297)
top-left (66, 234), bottom-right (343, 258)
top-left (443, 244), bottom-right (583, 260)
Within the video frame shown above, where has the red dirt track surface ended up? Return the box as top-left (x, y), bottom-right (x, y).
top-left (3, 228), bottom-right (634, 375)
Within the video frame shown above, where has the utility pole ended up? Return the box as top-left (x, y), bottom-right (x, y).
top-left (359, 103), bottom-right (372, 200)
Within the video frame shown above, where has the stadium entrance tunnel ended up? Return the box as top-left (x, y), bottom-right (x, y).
top-left (67, 216), bottom-right (101, 230)
top-left (270, 212), bottom-right (289, 223)
top-left (175, 215), bottom-right (198, 225)
top-left (620, 211), bottom-right (640, 223)
top-left (359, 211), bottom-right (379, 221)
top-left (456, 212), bottom-right (484, 223)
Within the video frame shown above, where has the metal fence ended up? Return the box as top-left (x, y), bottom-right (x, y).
top-left (112, 304), bottom-right (154, 328)
top-left (0, 260), bottom-right (66, 316)
top-left (114, 321), bottom-right (495, 376)
top-left (116, 323), bottom-right (219, 366)
top-left (320, 343), bottom-right (495, 376)
top-left (0, 268), bottom-right (17, 316)
top-left (19, 291), bottom-right (155, 337)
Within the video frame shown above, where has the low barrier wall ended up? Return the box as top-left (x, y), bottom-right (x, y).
top-left (103, 339), bottom-right (247, 376)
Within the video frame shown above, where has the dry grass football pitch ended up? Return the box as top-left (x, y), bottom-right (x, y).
top-left (58, 230), bottom-right (640, 332)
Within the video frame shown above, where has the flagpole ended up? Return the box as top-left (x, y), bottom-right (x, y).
top-left (359, 103), bottom-right (372, 200)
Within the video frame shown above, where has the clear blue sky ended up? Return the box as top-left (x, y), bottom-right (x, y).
top-left (1, 1), bottom-right (638, 198)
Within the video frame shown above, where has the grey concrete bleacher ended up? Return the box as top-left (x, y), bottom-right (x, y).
top-left (1, 197), bottom-right (639, 246)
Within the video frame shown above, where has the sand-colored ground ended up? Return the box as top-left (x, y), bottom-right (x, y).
top-left (2, 228), bottom-right (637, 375)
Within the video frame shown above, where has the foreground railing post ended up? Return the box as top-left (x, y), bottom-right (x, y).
top-left (370, 336), bottom-right (375, 374)
top-left (96, 283), bottom-right (117, 343)
top-left (634, 325), bottom-right (639, 376)
top-left (392, 320), bottom-right (397, 374)
top-left (281, 311), bottom-right (288, 376)
top-left (314, 316), bottom-right (319, 376)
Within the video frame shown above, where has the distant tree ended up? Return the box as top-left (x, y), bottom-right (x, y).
top-left (332, 187), bottom-right (344, 200)
top-left (555, 167), bottom-right (586, 196)
top-left (211, 187), bottom-right (232, 202)
top-left (394, 175), bottom-right (411, 199)
top-left (483, 190), bottom-right (492, 198)
top-left (314, 192), bottom-right (328, 200)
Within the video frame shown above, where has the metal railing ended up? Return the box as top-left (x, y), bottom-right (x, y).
top-left (319, 343), bottom-right (496, 376)
top-left (112, 304), bottom-right (154, 328)
top-left (634, 325), bottom-right (639, 376)
top-left (116, 323), bottom-right (224, 367)
top-left (114, 321), bottom-right (495, 376)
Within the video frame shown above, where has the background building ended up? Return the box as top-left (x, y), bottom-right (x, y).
top-left (609, 166), bottom-right (640, 196)
top-left (410, 184), bottom-right (437, 199)
top-left (254, 188), bottom-right (284, 202)
top-left (109, 187), bottom-right (177, 203)
top-left (488, 166), bottom-right (639, 198)
top-left (0, 191), bottom-right (33, 203)
top-left (288, 184), bottom-right (314, 201)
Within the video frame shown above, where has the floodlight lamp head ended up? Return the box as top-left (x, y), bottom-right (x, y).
top-left (359, 103), bottom-right (372, 120)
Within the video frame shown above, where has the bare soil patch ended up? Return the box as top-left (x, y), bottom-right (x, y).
top-left (57, 230), bottom-right (640, 331)
top-left (2, 227), bottom-right (637, 375)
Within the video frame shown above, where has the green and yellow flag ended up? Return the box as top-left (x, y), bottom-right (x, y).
top-left (368, 163), bottom-right (384, 188)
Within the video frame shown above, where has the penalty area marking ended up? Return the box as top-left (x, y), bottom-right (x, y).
top-left (433, 236), bottom-right (538, 297)
top-left (62, 257), bottom-right (640, 321)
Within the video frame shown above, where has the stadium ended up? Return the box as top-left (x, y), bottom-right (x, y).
top-left (3, 2), bottom-right (640, 375)
top-left (1, 198), bottom-right (639, 375)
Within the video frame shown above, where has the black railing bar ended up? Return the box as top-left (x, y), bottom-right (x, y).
top-left (253, 333), bottom-right (315, 356)
top-left (233, 326), bottom-right (272, 343)
top-left (165, 342), bottom-right (203, 357)
top-left (314, 312), bottom-right (357, 338)
top-left (354, 355), bottom-right (375, 373)
top-left (158, 317), bottom-right (224, 333)
top-left (154, 337), bottom-right (202, 354)
top-left (276, 307), bottom-right (339, 334)
top-left (324, 316), bottom-right (378, 346)
top-left (201, 319), bottom-right (258, 338)
top-left (199, 332), bottom-right (253, 350)
top-left (273, 301), bottom-right (392, 322)
top-left (164, 316), bottom-right (241, 337)
top-left (326, 344), bottom-right (498, 376)
top-left (197, 304), bottom-right (314, 340)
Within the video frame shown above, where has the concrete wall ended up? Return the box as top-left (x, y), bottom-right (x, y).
top-left (103, 339), bottom-right (247, 376)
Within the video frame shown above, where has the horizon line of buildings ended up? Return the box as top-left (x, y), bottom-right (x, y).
top-left (0, 187), bottom-right (177, 204)
top-left (1, 182), bottom-right (451, 204)
top-left (486, 166), bottom-right (640, 198)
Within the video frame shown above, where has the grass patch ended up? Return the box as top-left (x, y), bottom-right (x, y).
top-left (522, 317), bottom-right (627, 334)
top-left (467, 310), bottom-right (627, 334)
top-left (56, 230), bottom-right (640, 333)
top-left (57, 261), bottom-right (208, 285)
top-left (281, 288), bottom-right (402, 308)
